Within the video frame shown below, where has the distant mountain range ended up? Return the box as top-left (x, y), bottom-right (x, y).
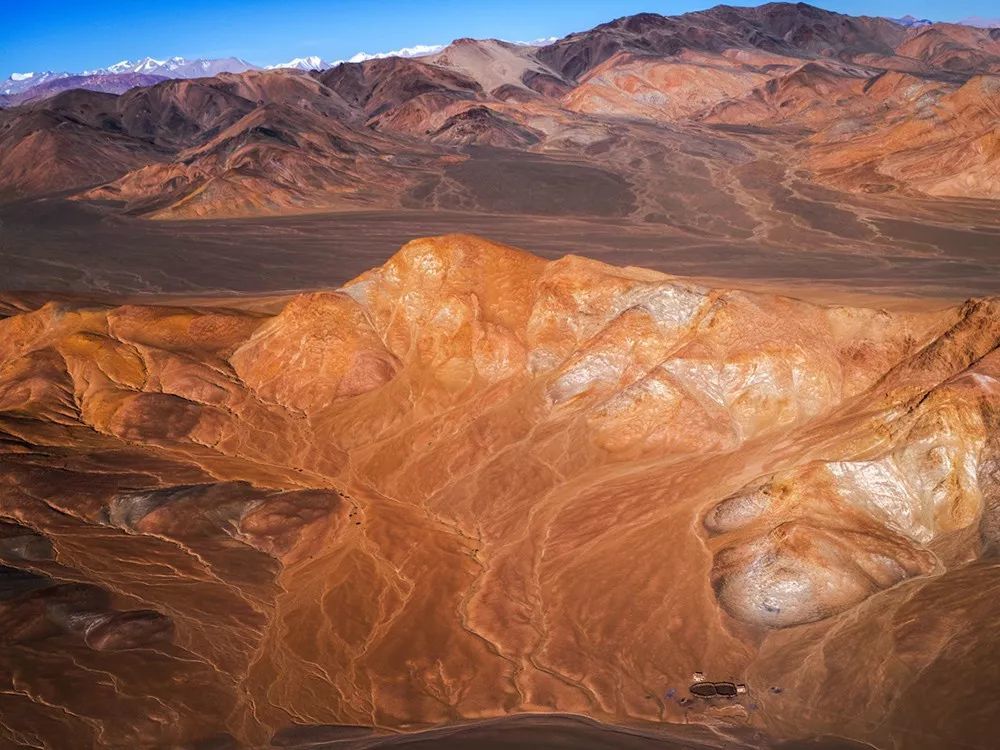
top-left (1, 56), bottom-right (259, 100)
top-left (4, 11), bottom-right (998, 105)
top-left (890, 15), bottom-right (933, 28)
top-left (3, 1), bottom-right (999, 216)
top-left (1, 70), bottom-right (72, 96)
top-left (86, 56), bottom-right (259, 78)
top-left (892, 14), bottom-right (1000, 29)
top-left (265, 56), bottom-right (332, 71)
top-left (1, 46), bottom-right (450, 102)
top-left (0, 35), bottom-right (566, 108)
top-left (959, 16), bottom-right (1000, 28)
top-left (264, 44), bottom-right (459, 71)
top-left (0, 72), bottom-right (168, 105)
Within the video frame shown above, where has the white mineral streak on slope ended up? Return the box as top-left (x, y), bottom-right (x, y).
top-left (707, 320), bottom-right (1000, 628)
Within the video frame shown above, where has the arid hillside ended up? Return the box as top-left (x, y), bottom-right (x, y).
top-left (1, 234), bottom-right (998, 749)
top-left (2, 3), bottom-right (1000, 748)
top-left (2, 2), bottom-right (999, 218)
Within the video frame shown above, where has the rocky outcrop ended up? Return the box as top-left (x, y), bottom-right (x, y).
top-left (0, 235), bottom-right (997, 748)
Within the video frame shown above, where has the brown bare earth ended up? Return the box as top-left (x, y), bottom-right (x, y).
top-left (3, 3), bottom-right (1000, 218)
top-left (1, 3), bottom-right (999, 750)
top-left (1, 234), bottom-right (999, 750)
top-left (4, 182), bottom-right (1000, 303)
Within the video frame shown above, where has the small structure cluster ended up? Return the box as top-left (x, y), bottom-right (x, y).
top-left (688, 671), bottom-right (747, 699)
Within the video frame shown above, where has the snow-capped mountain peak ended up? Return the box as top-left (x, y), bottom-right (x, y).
top-left (134, 57), bottom-right (168, 73)
top-left (80, 56), bottom-right (259, 78)
top-left (342, 43), bottom-right (444, 64)
top-left (890, 15), bottom-right (934, 28)
top-left (5, 37), bottom-right (542, 101)
top-left (104, 57), bottom-right (171, 74)
top-left (266, 45), bottom-right (444, 70)
top-left (266, 55), bottom-right (331, 71)
top-left (104, 60), bottom-right (135, 74)
top-left (2, 70), bottom-right (71, 96)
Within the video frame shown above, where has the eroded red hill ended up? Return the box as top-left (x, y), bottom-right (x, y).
top-left (1, 235), bottom-right (998, 748)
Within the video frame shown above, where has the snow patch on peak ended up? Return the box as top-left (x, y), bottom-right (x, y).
top-left (889, 15), bottom-right (933, 27)
top-left (105, 60), bottom-right (136, 74)
top-left (266, 55), bottom-right (330, 70)
top-left (134, 57), bottom-right (169, 72)
top-left (342, 44), bottom-right (444, 64)
top-left (512, 36), bottom-right (559, 46)
top-left (2, 70), bottom-right (70, 96)
top-left (81, 56), bottom-right (258, 78)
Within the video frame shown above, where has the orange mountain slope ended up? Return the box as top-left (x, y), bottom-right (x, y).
top-left (1, 235), bottom-right (998, 748)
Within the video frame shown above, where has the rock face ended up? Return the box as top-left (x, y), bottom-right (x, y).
top-left (0, 234), bottom-right (998, 748)
top-left (3, 3), bottom-right (1000, 208)
top-left (809, 73), bottom-right (1000, 197)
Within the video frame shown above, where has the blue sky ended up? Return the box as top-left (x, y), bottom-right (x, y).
top-left (2, 1), bottom-right (997, 77)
